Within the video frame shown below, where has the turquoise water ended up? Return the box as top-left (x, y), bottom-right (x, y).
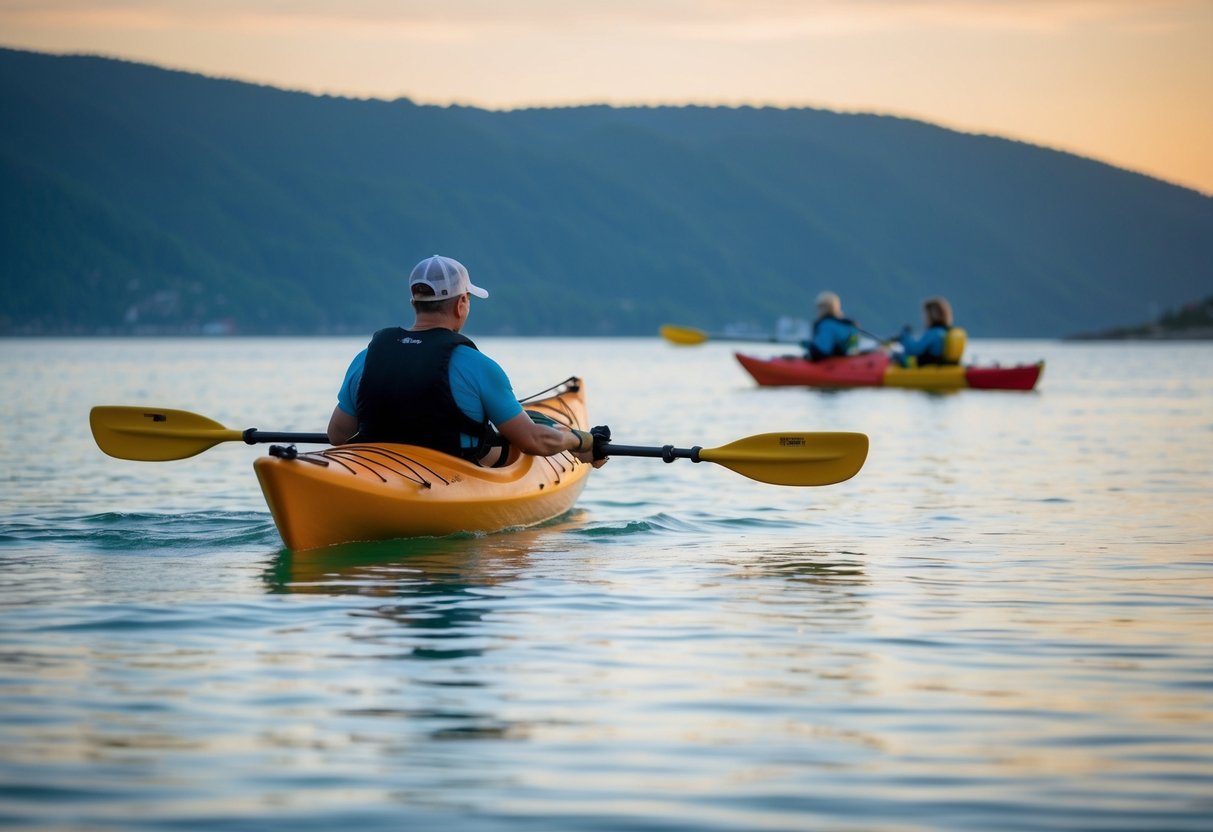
top-left (1, 336), bottom-right (1211, 831)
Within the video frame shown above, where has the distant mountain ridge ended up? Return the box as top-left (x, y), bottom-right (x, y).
top-left (1069, 295), bottom-right (1213, 340)
top-left (2, 46), bottom-right (1210, 337)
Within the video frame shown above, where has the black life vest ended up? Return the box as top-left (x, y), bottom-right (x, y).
top-left (354, 327), bottom-right (492, 458)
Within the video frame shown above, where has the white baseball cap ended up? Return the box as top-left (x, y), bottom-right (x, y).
top-left (409, 255), bottom-right (489, 301)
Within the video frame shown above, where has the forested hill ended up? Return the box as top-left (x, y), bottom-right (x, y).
top-left (2, 46), bottom-right (1211, 337)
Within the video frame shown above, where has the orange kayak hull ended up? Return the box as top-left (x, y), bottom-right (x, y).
top-left (254, 378), bottom-right (591, 550)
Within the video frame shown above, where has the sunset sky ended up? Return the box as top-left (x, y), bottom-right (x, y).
top-left (3, 0), bottom-right (1211, 194)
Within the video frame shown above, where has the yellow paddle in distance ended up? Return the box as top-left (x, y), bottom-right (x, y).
top-left (659, 324), bottom-right (712, 345)
top-left (662, 323), bottom-right (897, 348)
top-left (659, 324), bottom-right (804, 346)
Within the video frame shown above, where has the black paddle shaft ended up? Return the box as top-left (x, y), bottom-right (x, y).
top-left (238, 433), bottom-right (706, 464)
top-left (243, 429), bottom-right (330, 445)
top-left (600, 443), bottom-right (703, 463)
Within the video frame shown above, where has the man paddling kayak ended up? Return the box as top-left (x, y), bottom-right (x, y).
top-left (327, 254), bottom-right (608, 468)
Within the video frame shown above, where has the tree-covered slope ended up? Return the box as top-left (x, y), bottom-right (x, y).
top-left (2, 47), bottom-right (1210, 337)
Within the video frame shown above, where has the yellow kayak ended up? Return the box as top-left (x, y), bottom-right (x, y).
top-left (254, 377), bottom-right (592, 550)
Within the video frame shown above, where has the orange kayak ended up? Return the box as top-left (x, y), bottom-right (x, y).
top-left (254, 378), bottom-right (592, 550)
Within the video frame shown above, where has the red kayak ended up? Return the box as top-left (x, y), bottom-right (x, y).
top-left (735, 351), bottom-right (1043, 391)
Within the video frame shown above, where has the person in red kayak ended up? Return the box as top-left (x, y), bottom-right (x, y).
top-left (892, 296), bottom-right (960, 367)
top-left (803, 291), bottom-right (861, 361)
top-left (327, 254), bottom-right (608, 468)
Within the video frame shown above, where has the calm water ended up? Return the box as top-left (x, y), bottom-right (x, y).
top-left (1, 336), bottom-right (1211, 831)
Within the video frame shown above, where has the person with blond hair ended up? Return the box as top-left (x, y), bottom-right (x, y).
top-left (803, 290), bottom-right (861, 361)
top-left (893, 296), bottom-right (958, 366)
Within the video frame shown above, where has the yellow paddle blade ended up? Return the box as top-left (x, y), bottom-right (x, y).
top-left (697, 432), bottom-right (868, 486)
top-left (90, 406), bottom-right (244, 461)
top-left (659, 324), bottom-right (710, 346)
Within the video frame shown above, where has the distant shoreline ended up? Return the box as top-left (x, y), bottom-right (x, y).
top-left (1066, 327), bottom-right (1213, 341)
top-left (1066, 297), bottom-right (1213, 341)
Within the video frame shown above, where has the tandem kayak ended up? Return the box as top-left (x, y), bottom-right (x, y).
top-left (254, 378), bottom-right (593, 550)
top-left (735, 352), bottom-right (1043, 391)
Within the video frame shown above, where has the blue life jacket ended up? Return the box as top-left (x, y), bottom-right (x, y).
top-left (913, 325), bottom-right (949, 366)
top-left (807, 315), bottom-right (859, 361)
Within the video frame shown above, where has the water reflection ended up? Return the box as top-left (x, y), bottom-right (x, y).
top-left (723, 543), bottom-right (870, 620)
top-left (262, 511), bottom-right (594, 582)
top-left (258, 522), bottom-right (593, 746)
top-left (263, 535), bottom-right (533, 598)
top-left (736, 547), bottom-right (868, 586)
top-left (262, 521), bottom-right (588, 640)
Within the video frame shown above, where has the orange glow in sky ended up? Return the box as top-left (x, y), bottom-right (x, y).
top-left (2, 0), bottom-right (1211, 194)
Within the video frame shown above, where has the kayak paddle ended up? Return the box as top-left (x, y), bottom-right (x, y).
top-left (601, 432), bottom-right (867, 486)
top-left (90, 406), bottom-right (867, 486)
top-left (660, 324), bottom-right (799, 346)
top-left (661, 323), bottom-right (896, 348)
top-left (89, 406), bottom-right (328, 462)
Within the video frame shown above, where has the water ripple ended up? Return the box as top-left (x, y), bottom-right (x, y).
top-left (2, 338), bottom-right (1212, 831)
top-left (0, 511), bottom-right (280, 551)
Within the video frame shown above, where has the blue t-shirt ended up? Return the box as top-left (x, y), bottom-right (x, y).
top-left (336, 344), bottom-right (524, 447)
top-left (896, 325), bottom-right (948, 360)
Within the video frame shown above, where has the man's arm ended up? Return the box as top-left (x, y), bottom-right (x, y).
top-left (495, 411), bottom-right (605, 467)
top-left (496, 410), bottom-right (584, 456)
top-left (327, 405), bottom-right (358, 444)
